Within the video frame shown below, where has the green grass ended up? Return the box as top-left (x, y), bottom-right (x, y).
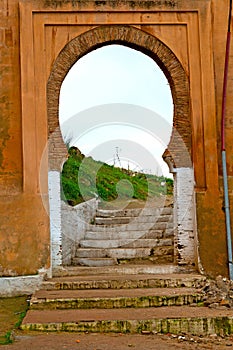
top-left (61, 147), bottom-right (173, 206)
top-left (0, 296), bottom-right (28, 345)
top-left (0, 331), bottom-right (12, 346)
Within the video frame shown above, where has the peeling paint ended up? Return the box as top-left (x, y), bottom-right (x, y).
top-left (0, 95), bottom-right (10, 169)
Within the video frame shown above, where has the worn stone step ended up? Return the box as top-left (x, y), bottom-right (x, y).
top-left (74, 246), bottom-right (174, 263)
top-left (95, 217), bottom-right (131, 225)
top-left (41, 273), bottom-right (207, 290)
top-left (94, 215), bottom-right (172, 226)
top-left (161, 229), bottom-right (174, 238)
top-left (52, 264), bottom-right (186, 277)
top-left (21, 306), bottom-right (233, 336)
top-left (74, 248), bottom-right (152, 259)
top-left (155, 215), bottom-right (173, 223)
top-left (125, 240), bottom-right (174, 248)
top-left (72, 256), bottom-right (173, 266)
top-left (80, 239), bottom-right (173, 249)
top-left (85, 230), bottom-right (174, 241)
top-left (97, 208), bottom-right (142, 217)
top-left (145, 229), bottom-right (174, 239)
top-left (96, 207), bottom-right (172, 218)
top-left (74, 257), bottom-right (117, 267)
top-left (85, 230), bottom-right (153, 241)
top-left (86, 222), bottom-right (173, 232)
top-left (29, 287), bottom-right (203, 310)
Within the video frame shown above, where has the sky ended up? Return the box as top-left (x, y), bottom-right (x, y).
top-left (59, 44), bottom-right (173, 177)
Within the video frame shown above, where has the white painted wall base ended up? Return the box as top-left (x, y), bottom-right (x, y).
top-left (173, 167), bottom-right (198, 267)
top-left (49, 170), bottom-right (98, 269)
top-left (49, 171), bottom-right (62, 268)
top-left (0, 271), bottom-right (47, 297)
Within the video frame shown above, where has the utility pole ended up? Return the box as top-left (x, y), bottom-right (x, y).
top-left (114, 146), bottom-right (122, 168)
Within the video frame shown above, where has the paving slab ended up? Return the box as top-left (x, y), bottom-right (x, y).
top-left (22, 306), bottom-right (233, 323)
top-left (42, 273), bottom-right (206, 290)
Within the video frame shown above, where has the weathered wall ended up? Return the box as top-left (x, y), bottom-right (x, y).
top-left (0, 0), bottom-right (22, 194)
top-left (0, 0), bottom-right (233, 279)
top-left (0, 0), bottom-right (50, 276)
top-left (196, 0), bottom-right (233, 277)
top-left (61, 199), bottom-right (98, 265)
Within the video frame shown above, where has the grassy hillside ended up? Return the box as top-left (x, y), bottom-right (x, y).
top-left (61, 147), bottom-right (173, 206)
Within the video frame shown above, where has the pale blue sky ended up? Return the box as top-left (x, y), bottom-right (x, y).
top-left (59, 44), bottom-right (173, 176)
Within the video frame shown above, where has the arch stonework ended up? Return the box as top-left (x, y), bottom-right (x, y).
top-left (47, 25), bottom-right (191, 171)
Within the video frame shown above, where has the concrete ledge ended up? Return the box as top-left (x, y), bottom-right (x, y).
top-left (30, 291), bottom-right (203, 310)
top-left (41, 274), bottom-right (206, 290)
top-left (52, 264), bottom-right (182, 277)
top-left (21, 312), bottom-right (233, 336)
top-left (0, 274), bottom-right (45, 297)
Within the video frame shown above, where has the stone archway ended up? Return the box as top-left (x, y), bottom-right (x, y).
top-left (48, 25), bottom-right (191, 164)
top-left (47, 25), bottom-right (196, 272)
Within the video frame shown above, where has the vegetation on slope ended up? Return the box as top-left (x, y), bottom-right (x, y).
top-left (61, 147), bottom-right (173, 206)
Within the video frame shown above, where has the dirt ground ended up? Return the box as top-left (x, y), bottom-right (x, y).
top-left (1, 331), bottom-right (233, 350)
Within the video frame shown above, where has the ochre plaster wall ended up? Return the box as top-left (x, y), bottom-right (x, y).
top-left (0, 0), bottom-right (232, 278)
top-left (196, 0), bottom-right (233, 277)
top-left (0, 0), bottom-right (49, 276)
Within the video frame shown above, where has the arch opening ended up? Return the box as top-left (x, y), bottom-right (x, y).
top-left (59, 44), bottom-right (173, 178)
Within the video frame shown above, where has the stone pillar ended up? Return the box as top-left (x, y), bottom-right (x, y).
top-left (163, 150), bottom-right (198, 269)
top-left (174, 167), bottom-right (197, 267)
top-left (48, 171), bottom-right (62, 269)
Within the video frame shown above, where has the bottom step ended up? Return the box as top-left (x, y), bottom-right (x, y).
top-left (53, 264), bottom-right (183, 277)
top-left (22, 307), bottom-right (233, 336)
top-left (74, 258), bottom-right (117, 267)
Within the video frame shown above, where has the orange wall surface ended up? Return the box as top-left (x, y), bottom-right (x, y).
top-left (0, 0), bottom-right (233, 278)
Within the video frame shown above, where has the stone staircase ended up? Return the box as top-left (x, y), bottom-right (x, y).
top-left (21, 201), bottom-right (233, 336)
top-left (21, 270), bottom-right (233, 336)
top-left (73, 204), bottom-right (175, 267)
